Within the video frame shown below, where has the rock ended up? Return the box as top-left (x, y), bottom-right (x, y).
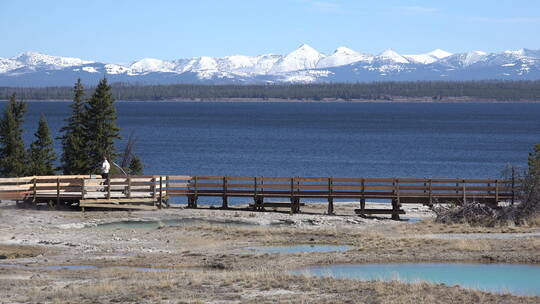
top-left (209, 262), bottom-right (226, 270)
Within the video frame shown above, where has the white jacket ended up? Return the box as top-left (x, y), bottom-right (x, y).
top-left (101, 160), bottom-right (110, 174)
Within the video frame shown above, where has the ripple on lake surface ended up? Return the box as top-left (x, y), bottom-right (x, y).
top-left (249, 245), bottom-right (353, 254)
top-left (292, 263), bottom-right (540, 296)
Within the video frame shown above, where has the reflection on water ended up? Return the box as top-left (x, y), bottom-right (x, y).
top-left (292, 263), bottom-right (540, 296)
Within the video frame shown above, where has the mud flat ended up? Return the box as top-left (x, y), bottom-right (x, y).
top-left (0, 200), bottom-right (539, 303)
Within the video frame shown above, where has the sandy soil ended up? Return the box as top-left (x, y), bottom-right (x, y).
top-left (0, 201), bottom-right (539, 303)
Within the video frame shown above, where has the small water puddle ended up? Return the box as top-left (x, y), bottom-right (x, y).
top-left (248, 245), bottom-right (352, 254)
top-left (45, 265), bottom-right (97, 270)
top-left (94, 218), bottom-right (258, 230)
top-left (292, 263), bottom-right (540, 296)
top-left (404, 217), bottom-right (426, 223)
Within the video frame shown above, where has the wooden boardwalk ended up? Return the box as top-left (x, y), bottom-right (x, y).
top-left (0, 175), bottom-right (516, 219)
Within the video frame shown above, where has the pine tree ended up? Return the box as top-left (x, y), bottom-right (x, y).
top-left (59, 79), bottom-right (90, 174)
top-left (29, 114), bottom-right (57, 175)
top-left (83, 77), bottom-right (120, 173)
top-left (128, 155), bottom-right (143, 175)
top-left (528, 143), bottom-right (540, 177)
top-left (0, 93), bottom-right (29, 177)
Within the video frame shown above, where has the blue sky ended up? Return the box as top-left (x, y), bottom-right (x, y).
top-left (1, 0), bottom-right (539, 62)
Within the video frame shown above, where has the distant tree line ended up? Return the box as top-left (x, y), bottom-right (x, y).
top-left (2, 80), bottom-right (540, 101)
top-left (0, 78), bottom-right (143, 177)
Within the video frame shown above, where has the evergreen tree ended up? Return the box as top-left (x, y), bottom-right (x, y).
top-left (128, 155), bottom-right (143, 175)
top-left (83, 77), bottom-right (120, 173)
top-left (29, 114), bottom-right (57, 175)
top-left (59, 79), bottom-right (90, 174)
top-left (0, 93), bottom-right (29, 177)
top-left (528, 143), bottom-right (540, 177)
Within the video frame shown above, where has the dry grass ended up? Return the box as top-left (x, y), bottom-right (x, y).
top-left (448, 239), bottom-right (492, 252)
top-left (5, 268), bottom-right (538, 304)
top-left (523, 213), bottom-right (540, 227)
top-left (396, 219), bottom-right (537, 235)
top-left (0, 244), bottom-right (47, 259)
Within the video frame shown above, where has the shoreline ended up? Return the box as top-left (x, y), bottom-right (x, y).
top-left (2, 97), bottom-right (540, 103)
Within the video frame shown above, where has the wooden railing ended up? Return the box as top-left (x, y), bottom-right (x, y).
top-left (0, 175), bottom-right (517, 214)
top-left (166, 176), bottom-right (514, 200)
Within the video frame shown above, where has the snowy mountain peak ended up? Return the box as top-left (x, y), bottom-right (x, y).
top-left (458, 50), bottom-right (489, 66)
top-left (427, 49), bottom-right (453, 59)
top-left (289, 44), bottom-right (324, 58)
top-left (270, 44), bottom-right (325, 73)
top-left (318, 46), bottom-right (371, 68)
top-left (15, 51), bottom-right (93, 68)
top-left (404, 49), bottom-right (453, 64)
top-left (377, 49), bottom-right (409, 64)
top-left (296, 43), bottom-right (319, 52)
top-left (1, 46), bottom-right (540, 86)
top-left (469, 50), bottom-right (488, 56)
top-left (129, 58), bottom-right (175, 73)
top-left (504, 49), bottom-right (525, 56)
top-left (334, 46), bottom-right (358, 55)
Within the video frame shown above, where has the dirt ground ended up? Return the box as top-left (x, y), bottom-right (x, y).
top-left (0, 200), bottom-right (539, 303)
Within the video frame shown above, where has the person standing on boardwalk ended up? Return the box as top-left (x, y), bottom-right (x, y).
top-left (101, 156), bottom-right (110, 180)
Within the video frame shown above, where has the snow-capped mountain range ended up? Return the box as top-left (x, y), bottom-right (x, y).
top-left (1, 44), bottom-right (540, 86)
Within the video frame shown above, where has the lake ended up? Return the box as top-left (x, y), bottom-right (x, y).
top-left (10, 101), bottom-right (540, 178)
top-left (292, 263), bottom-right (540, 296)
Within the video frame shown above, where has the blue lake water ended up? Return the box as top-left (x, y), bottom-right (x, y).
top-left (7, 101), bottom-right (540, 178)
top-left (292, 263), bottom-right (540, 296)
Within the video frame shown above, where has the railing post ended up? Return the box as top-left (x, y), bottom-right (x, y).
top-left (127, 176), bottom-right (132, 199)
top-left (81, 178), bottom-right (85, 200)
top-left (165, 176), bottom-right (169, 202)
top-left (194, 176), bottom-right (198, 197)
top-left (495, 179), bottom-right (499, 206)
top-left (392, 178), bottom-right (400, 220)
top-left (56, 177), bottom-right (60, 208)
top-left (290, 177), bottom-right (298, 214)
top-left (159, 176), bottom-right (163, 208)
top-left (260, 177), bottom-right (264, 209)
top-left (394, 178), bottom-right (400, 204)
top-left (151, 177), bottom-right (156, 200)
top-left (188, 176), bottom-right (198, 208)
top-left (428, 179), bottom-right (433, 206)
top-left (253, 177), bottom-right (258, 210)
top-left (327, 177), bottom-right (334, 215)
top-left (462, 179), bottom-right (466, 204)
top-left (360, 178), bottom-right (365, 211)
top-left (511, 167), bottom-right (515, 206)
top-left (33, 178), bottom-right (37, 203)
top-left (222, 176), bottom-right (228, 209)
top-left (107, 176), bottom-right (111, 200)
